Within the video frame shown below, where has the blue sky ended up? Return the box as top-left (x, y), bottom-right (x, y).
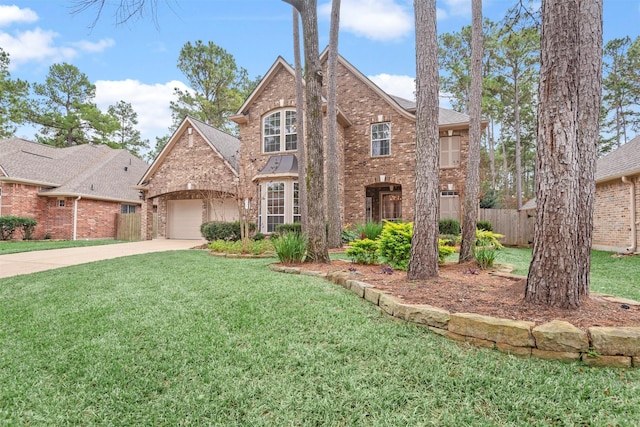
top-left (2, 0), bottom-right (640, 147)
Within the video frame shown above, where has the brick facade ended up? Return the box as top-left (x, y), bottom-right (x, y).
top-left (140, 122), bottom-right (239, 240)
top-left (0, 182), bottom-right (124, 240)
top-left (234, 57), bottom-right (469, 228)
top-left (593, 176), bottom-right (640, 252)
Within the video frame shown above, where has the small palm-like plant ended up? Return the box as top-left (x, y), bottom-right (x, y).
top-left (273, 232), bottom-right (307, 264)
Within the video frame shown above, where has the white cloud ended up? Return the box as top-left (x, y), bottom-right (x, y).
top-left (320, 0), bottom-right (413, 41)
top-left (440, 0), bottom-right (472, 17)
top-left (0, 5), bottom-right (38, 27)
top-left (369, 73), bottom-right (415, 100)
top-left (94, 79), bottom-right (191, 142)
top-left (72, 38), bottom-right (116, 53)
top-left (0, 28), bottom-right (76, 68)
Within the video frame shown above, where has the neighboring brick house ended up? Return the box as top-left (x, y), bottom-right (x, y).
top-left (592, 135), bottom-right (640, 252)
top-left (139, 54), bottom-right (474, 239)
top-left (0, 138), bottom-right (148, 240)
top-left (137, 117), bottom-right (240, 240)
top-left (520, 136), bottom-right (640, 253)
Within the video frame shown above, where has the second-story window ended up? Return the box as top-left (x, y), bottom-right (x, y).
top-left (263, 110), bottom-right (297, 153)
top-left (371, 122), bottom-right (390, 156)
top-left (440, 135), bottom-right (461, 167)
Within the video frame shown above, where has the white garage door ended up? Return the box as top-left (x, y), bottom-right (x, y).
top-left (168, 199), bottom-right (203, 239)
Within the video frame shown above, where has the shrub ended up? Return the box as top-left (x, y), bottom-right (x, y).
top-left (475, 229), bottom-right (504, 249)
top-left (273, 232), bottom-right (307, 264)
top-left (345, 238), bottom-right (379, 264)
top-left (439, 218), bottom-right (460, 235)
top-left (253, 232), bottom-right (266, 241)
top-left (439, 234), bottom-right (459, 247)
top-left (0, 216), bottom-right (20, 240)
top-left (378, 221), bottom-right (413, 270)
top-left (474, 246), bottom-right (497, 269)
top-left (476, 220), bottom-right (493, 232)
top-left (200, 221), bottom-right (255, 242)
top-left (19, 217), bottom-right (37, 240)
top-left (438, 239), bottom-right (456, 264)
top-left (275, 223), bottom-right (302, 235)
top-left (208, 239), bottom-right (274, 255)
top-left (0, 216), bottom-right (36, 241)
top-left (356, 221), bottom-right (383, 240)
top-left (341, 226), bottom-right (359, 243)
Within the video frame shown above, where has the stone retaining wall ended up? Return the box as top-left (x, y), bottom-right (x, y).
top-left (269, 264), bottom-right (640, 368)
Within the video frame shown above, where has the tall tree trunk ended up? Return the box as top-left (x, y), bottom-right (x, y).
top-left (489, 119), bottom-right (496, 190)
top-left (575, 0), bottom-right (602, 299)
top-left (514, 71), bottom-right (522, 209)
top-left (408, 0), bottom-right (439, 280)
top-left (293, 8), bottom-right (308, 234)
top-left (283, 0), bottom-right (330, 263)
top-left (326, 0), bottom-right (342, 249)
top-left (459, 0), bottom-right (483, 263)
top-left (525, 0), bottom-right (602, 308)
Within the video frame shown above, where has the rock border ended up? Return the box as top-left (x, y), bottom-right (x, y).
top-left (269, 264), bottom-right (640, 368)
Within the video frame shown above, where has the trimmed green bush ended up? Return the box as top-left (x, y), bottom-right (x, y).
top-left (475, 229), bottom-right (504, 249)
top-left (200, 221), bottom-right (255, 242)
top-left (273, 232), bottom-right (307, 264)
top-left (438, 239), bottom-right (456, 264)
top-left (0, 216), bottom-right (37, 241)
top-left (208, 239), bottom-right (274, 255)
top-left (439, 218), bottom-right (460, 235)
top-left (275, 223), bottom-right (302, 235)
top-left (378, 221), bottom-right (413, 270)
top-left (476, 220), bottom-right (493, 232)
top-left (345, 238), bottom-right (379, 264)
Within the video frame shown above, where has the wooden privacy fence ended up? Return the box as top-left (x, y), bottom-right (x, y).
top-left (116, 213), bottom-right (141, 241)
top-left (478, 208), bottom-right (534, 247)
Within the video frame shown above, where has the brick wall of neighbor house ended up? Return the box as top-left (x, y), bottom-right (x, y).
top-left (593, 176), bottom-right (640, 252)
top-left (75, 199), bottom-right (122, 240)
top-left (143, 127), bottom-right (239, 239)
top-left (238, 66), bottom-right (299, 222)
top-left (0, 183), bottom-right (48, 239)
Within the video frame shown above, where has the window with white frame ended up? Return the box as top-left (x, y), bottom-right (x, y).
top-left (263, 110), bottom-right (297, 153)
top-left (293, 182), bottom-right (301, 223)
top-left (371, 122), bottom-right (390, 156)
top-left (266, 182), bottom-right (285, 232)
top-left (440, 191), bottom-right (460, 220)
top-left (57, 199), bottom-right (65, 208)
top-left (258, 181), bottom-right (303, 233)
top-left (440, 136), bottom-right (461, 167)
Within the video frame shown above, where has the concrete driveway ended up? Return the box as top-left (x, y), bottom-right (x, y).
top-left (0, 239), bottom-right (206, 279)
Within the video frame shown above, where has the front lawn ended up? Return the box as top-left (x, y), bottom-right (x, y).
top-left (1, 251), bottom-right (639, 425)
top-left (497, 248), bottom-right (640, 301)
top-left (0, 239), bottom-right (125, 255)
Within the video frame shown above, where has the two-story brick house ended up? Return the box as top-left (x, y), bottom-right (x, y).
top-left (139, 54), bottom-right (473, 239)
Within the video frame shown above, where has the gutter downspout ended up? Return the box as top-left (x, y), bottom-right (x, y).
top-left (73, 196), bottom-right (81, 241)
top-left (621, 176), bottom-right (637, 253)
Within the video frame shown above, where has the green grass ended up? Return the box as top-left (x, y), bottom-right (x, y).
top-left (1, 251), bottom-right (639, 425)
top-left (497, 248), bottom-right (640, 301)
top-left (0, 239), bottom-right (125, 255)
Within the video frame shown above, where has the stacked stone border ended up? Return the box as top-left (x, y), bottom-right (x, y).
top-left (269, 264), bottom-right (640, 368)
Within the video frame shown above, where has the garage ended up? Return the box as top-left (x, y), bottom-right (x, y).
top-left (167, 199), bottom-right (204, 239)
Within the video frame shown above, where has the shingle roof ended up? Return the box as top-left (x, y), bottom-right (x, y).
top-left (188, 116), bottom-right (240, 172)
top-left (388, 95), bottom-right (472, 126)
top-left (0, 138), bottom-right (148, 203)
top-left (595, 135), bottom-right (640, 182)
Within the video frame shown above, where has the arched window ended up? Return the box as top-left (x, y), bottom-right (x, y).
top-left (263, 110), bottom-right (297, 153)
